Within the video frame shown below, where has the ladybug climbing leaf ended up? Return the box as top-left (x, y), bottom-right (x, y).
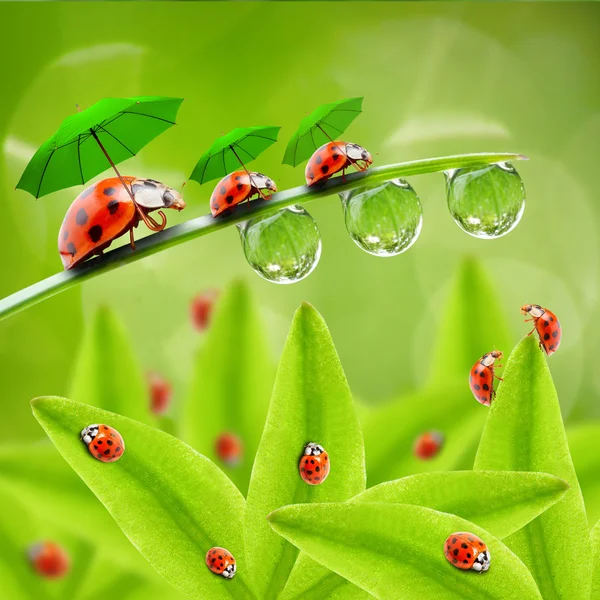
top-left (280, 470), bottom-right (568, 600)
top-left (268, 503), bottom-right (542, 600)
top-left (474, 335), bottom-right (592, 600)
top-left (244, 302), bottom-right (365, 599)
top-left (32, 397), bottom-right (256, 600)
top-left (70, 306), bottom-right (156, 427)
top-left (182, 280), bottom-right (275, 495)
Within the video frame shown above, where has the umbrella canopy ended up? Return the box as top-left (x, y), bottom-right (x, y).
top-left (282, 97), bottom-right (364, 167)
top-left (189, 126), bottom-right (280, 185)
top-left (17, 96), bottom-right (184, 199)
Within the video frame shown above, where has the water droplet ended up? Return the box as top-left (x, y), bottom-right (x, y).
top-left (340, 179), bottom-right (423, 256)
top-left (446, 162), bottom-right (525, 239)
top-left (238, 206), bottom-right (321, 284)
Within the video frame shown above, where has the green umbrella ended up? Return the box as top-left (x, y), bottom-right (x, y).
top-left (282, 97), bottom-right (364, 167)
top-left (189, 126), bottom-right (281, 186)
top-left (17, 95), bottom-right (183, 230)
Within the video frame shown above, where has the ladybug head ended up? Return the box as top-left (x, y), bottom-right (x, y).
top-left (132, 179), bottom-right (186, 212)
top-left (481, 350), bottom-right (502, 367)
top-left (80, 424), bottom-right (99, 445)
top-left (472, 550), bottom-right (491, 573)
top-left (345, 143), bottom-right (373, 168)
top-left (521, 304), bottom-right (544, 318)
top-left (304, 442), bottom-right (325, 457)
top-left (249, 172), bottom-right (277, 193)
top-left (222, 563), bottom-right (237, 579)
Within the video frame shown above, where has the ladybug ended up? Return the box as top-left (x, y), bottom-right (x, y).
top-left (58, 176), bottom-right (185, 270)
top-left (215, 433), bottom-right (243, 467)
top-left (205, 547), bottom-right (236, 579)
top-left (210, 170), bottom-right (277, 217)
top-left (444, 532), bottom-right (490, 572)
top-left (80, 424), bottom-right (125, 463)
top-left (469, 351), bottom-right (503, 406)
top-left (147, 372), bottom-right (172, 415)
top-left (305, 141), bottom-right (373, 186)
top-left (521, 304), bottom-right (562, 355)
top-left (27, 541), bottom-right (70, 579)
top-left (413, 431), bottom-right (444, 460)
top-left (190, 289), bottom-right (219, 331)
top-left (299, 442), bottom-right (330, 485)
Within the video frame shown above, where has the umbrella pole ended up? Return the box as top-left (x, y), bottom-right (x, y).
top-left (316, 125), bottom-right (367, 173)
top-left (229, 145), bottom-right (269, 201)
top-left (90, 130), bottom-right (166, 232)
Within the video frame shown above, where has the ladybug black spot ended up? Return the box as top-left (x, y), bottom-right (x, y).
top-left (332, 154), bottom-right (340, 161)
top-left (552, 330), bottom-right (559, 338)
top-left (104, 187), bottom-right (117, 196)
top-left (76, 208), bottom-right (88, 226)
top-left (67, 242), bottom-right (77, 256)
top-left (467, 553), bottom-right (471, 558)
top-left (88, 225), bottom-right (103, 243)
top-left (97, 440), bottom-right (103, 445)
top-left (321, 165), bottom-right (329, 174)
top-left (314, 476), bottom-right (320, 481)
top-left (237, 183), bottom-right (243, 190)
top-left (544, 333), bottom-right (550, 341)
top-left (474, 384), bottom-right (481, 391)
top-left (461, 543), bottom-right (468, 549)
top-left (453, 549), bottom-right (459, 556)
top-left (315, 155), bottom-right (323, 165)
top-left (220, 186), bottom-right (226, 195)
top-left (225, 195), bottom-right (234, 204)
top-left (235, 176), bottom-right (241, 181)
top-left (452, 538), bottom-right (457, 544)
top-left (107, 200), bottom-right (120, 215)
top-left (63, 230), bottom-right (69, 241)
top-left (116, 446), bottom-right (121, 452)
top-left (483, 384), bottom-right (489, 391)
top-left (107, 440), bottom-right (113, 446)
top-left (104, 449), bottom-right (110, 455)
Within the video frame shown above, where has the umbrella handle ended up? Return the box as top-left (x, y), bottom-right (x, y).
top-left (141, 210), bottom-right (167, 232)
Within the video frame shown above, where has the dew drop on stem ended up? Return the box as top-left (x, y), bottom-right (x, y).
top-left (340, 179), bottom-right (423, 257)
top-left (237, 205), bottom-right (322, 284)
top-left (445, 162), bottom-right (526, 239)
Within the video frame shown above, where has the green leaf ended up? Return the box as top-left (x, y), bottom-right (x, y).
top-left (268, 502), bottom-right (542, 600)
top-left (428, 256), bottom-right (512, 386)
top-left (592, 520), bottom-right (600, 600)
top-left (0, 443), bottom-right (151, 575)
top-left (245, 303), bottom-right (365, 600)
top-left (182, 280), bottom-right (275, 495)
top-left (568, 423), bottom-right (600, 526)
top-left (70, 306), bottom-right (156, 427)
top-left (362, 383), bottom-right (487, 486)
top-left (32, 396), bottom-right (256, 600)
top-left (474, 335), bottom-right (591, 600)
top-left (280, 470), bottom-right (567, 600)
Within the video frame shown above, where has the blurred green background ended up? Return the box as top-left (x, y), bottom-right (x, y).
top-left (1, 1), bottom-right (599, 437)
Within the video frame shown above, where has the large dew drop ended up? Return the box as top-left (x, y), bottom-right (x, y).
top-left (446, 163), bottom-right (525, 239)
top-left (238, 206), bottom-right (321, 284)
top-left (340, 179), bottom-right (423, 256)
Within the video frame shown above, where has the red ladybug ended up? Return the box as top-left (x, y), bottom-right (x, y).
top-left (305, 141), bottom-right (373, 186)
top-left (299, 442), bottom-right (330, 485)
top-left (469, 351), bottom-right (503, 406)
top-left (80, 424), bottom-right (125, 463)
top-left (28, 541), bottom-right (70, 579)
top-left (205, 547), bottom-right (236, 578)
top-left (58, 176), bottom-right (185, 269)
top-left (210, 170), bottom-right (276, 217)
top-left (413, 431), bottom-right (444, 460)
top-left (215, 433), bottom-right (243, 466)
top-left (444, 532), bottom-right (490, 572)
top-left (190, 289), bottom-right (219, 331)
top-left (521, 304), bottom-right (562, 355)
top-left (147, 372), bottom-right (172, 415)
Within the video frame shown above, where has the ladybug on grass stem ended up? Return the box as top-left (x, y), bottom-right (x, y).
top-left (305, 141), bottom-right (372, 186)
top-left (210, 170), bottom-right (276, 217)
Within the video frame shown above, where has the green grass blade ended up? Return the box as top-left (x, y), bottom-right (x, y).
top-left (269, 502), bottom-right (542, 600)
top-left (182, 280), bottom-right (275, 495)
top-left (70, 306), bottom-right (156, 427)
top-left (474, 335), bottom-right (591, 600)
top-left (31, 397), bottom-right (256, 600)
top-left (568, 422), bottom-right (600, 526)
top-left (244, 303), bottom-right (365, 599)
top-left (0, 153), bottom-right (526, 323)
top-left (281, 470), bottom-right (567, 600)
top-left (593, 520), bottom-right (600, 600)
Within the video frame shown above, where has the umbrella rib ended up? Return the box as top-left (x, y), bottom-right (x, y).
top-left (247, 133), bottom-right (279, 142)
top-left (234, 142), bottom-right (256, 161)
top-left (35, 150), bottom-right (55, 199)
top-left (121, 111), bottom-right (176, 126)
top-left (77, 135), bottom-right (84, 184)
top-left (98, 126), bottom-right (136, 156)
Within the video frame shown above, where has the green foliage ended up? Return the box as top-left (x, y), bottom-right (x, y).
top-left (182, 280), bottom-right (275, 494)
top-left (70, 306), bottom-right (156, 427)
top-left (593, 520), bottom-right (600, 600)
top-left (474, 335), bottom-right (591, 600)
top-left (245, 303), bottom-right (365, 599)
top-left (568, 422), bottom-right (600, 526)
top-left (31, 397), bottom-right (255, 600)
top-left (268, 502), bottom-right (542, 600)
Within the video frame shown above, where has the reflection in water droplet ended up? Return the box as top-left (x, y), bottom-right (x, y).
top-left (340, 179), bottom-right (423, 256)
top-left (238, 206), bottom-right (321, 284)
top-left (446, 162), bottom-right (525, 239)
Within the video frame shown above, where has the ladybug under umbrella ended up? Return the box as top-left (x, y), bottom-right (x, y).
top-left (16, 96), bottom-right (186, 269)
top-left (189, 126), bottom-right (280, 217)
top-left (282, 97), bottom-right (373, 186)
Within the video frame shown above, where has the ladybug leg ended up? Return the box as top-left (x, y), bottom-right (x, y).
top-left (526, 326), bottom-right (536, 336)
top-left (129, 228), bottom-right (136, 251)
